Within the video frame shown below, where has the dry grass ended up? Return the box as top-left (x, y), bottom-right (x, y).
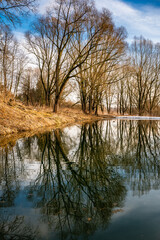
top-left (0, 91), bottom-right (114, 144)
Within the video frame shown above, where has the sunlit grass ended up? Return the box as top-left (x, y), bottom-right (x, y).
top-left (0, 91), bottom-right (111, 139)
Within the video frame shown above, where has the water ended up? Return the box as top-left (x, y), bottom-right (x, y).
top-left (0, 120), bottom-right (160, 239)
top-left (117, 116), bottom-right (160, 120)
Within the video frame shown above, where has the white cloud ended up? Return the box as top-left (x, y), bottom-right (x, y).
top-left (13, 31), bottom-right (38, 68)
top-left (38, 0), bottom-right (54, 14)
top-left (95, 0), bottom-right (160, 43)
top-left (15, 0), bottom-right (160, 45)
top-left (14, 31), bottom-right (26, 43)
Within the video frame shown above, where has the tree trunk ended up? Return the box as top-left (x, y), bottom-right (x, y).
top-left (53, 92), bottom-right (60, 113)
top-left (45, 92), bottom-right (51, 107)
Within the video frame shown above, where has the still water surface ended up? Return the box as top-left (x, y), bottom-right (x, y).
top-left (0, 120), bottom-right (160, 239)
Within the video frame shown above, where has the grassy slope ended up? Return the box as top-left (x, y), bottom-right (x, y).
top-left (0, 92), bottom-right (111, 137)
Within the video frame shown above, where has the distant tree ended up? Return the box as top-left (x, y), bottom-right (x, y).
top-left (21, 68), bottom-right (32, 105)
top-left (0, 25), bottom-right (28, 94)
top-left (130, 36), bottom-right (160, 115)
top-left (0, 25), bottom-right (17, 91)
top-left (25, 17), bottom-right (56, 106)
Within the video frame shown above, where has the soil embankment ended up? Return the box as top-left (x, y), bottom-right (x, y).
top-left (0, 92), bottom-right (114, 146)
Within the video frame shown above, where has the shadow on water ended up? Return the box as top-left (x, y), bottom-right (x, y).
top-left (0, 120), bottom-right (160, 239)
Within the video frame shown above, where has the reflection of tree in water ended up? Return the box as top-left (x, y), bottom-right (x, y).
top-left (0, 138), bottom-right (40, 239)
top-left (107, 120), bottom-right (160, 196)
top-left (0, 213), bottom-right (38, 239)
top-left (1, 120), bottom-right (160, 239)
top-left (0, 136), bottom-right (41, 207)
top-left (27, 123), bottom-right (126, 239)
top-left (0, 147), bottom-right (20, 207)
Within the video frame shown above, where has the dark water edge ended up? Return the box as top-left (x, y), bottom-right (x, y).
top-left (0, 120), bottom-right (160, 240)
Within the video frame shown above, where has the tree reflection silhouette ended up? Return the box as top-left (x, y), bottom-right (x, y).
top-left (0, 148), bottom-right (20, 207)
top-left (0, 120), bottom-right (160, 239)
top-left (0, 213), bottom-right (38, 239)
top-left (107, 120), bottom-right (160, 195)
top-left (27, 123), bottom-right (126, 239)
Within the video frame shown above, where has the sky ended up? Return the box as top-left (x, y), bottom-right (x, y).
top-left (14, 0), bottom-right (160, 44)
top-left (95, 0), bottom-right (160, 43)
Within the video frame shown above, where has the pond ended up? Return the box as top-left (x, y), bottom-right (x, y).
top-left (0, 120), bottom-right (160, 240)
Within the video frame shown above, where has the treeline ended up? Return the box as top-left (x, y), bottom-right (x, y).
top-left (0, 0), bottom-right (160, 115)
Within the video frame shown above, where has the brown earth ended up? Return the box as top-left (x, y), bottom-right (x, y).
top-left (0, 91), bottom-right (115, 147)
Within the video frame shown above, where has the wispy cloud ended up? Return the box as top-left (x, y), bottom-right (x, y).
top-left (95, 0), bottom-right (160, 43)
top-left (38, 0), bottom-right (53, 14)
top-left (14, 0), bottom-right (160, 45)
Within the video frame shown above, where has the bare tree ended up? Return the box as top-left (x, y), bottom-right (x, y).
top-left (0, 25), bottom-right (28, 95)
top-left (14, 51), bottom-right (28, 95)
top-left (0, 25), bottom-right (17, 92)
top-left (76, 10), bottom-right (127, 115)
top-left (130, 36), bottom-right (160, 115)
top-left (0, 0), bottom-right (37, 26)
top-left (25, 17), bottom-right (56, 106)
top-left (45, 0), bottom-right (109, 112)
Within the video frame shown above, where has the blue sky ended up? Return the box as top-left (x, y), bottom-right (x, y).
top-left (15, 0), bottom-right (160, 44)
top-left (95, 0), bottom-right (160, 43)
top-left (122, 0), bottom-right (160, 7)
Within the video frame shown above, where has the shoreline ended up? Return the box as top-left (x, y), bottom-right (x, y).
top-left (1, 93), bottom-right (160, 147)
top-left (0, 118), bottom-right (102, 148)
top-left (0, 116), bottom-right (114, 148)
top-left (0, 108), bottom-right (115, 136)
top-left (0, 99), bottom-right (115, 146)
top-left (1, 112), bottom-right (160, 148)
top-left (0, 92), bottom-right (115, 137)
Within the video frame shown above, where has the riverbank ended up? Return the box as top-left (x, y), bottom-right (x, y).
top-left (0, 92), bottom-right (114, 140)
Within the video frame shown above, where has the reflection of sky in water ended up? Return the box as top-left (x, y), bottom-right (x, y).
top-left (1, 188), bottom-right (160, 239)
top-left (0, 120), bottom-right (160, 239)
top-left (92, 189), bottom-right (160, 240)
